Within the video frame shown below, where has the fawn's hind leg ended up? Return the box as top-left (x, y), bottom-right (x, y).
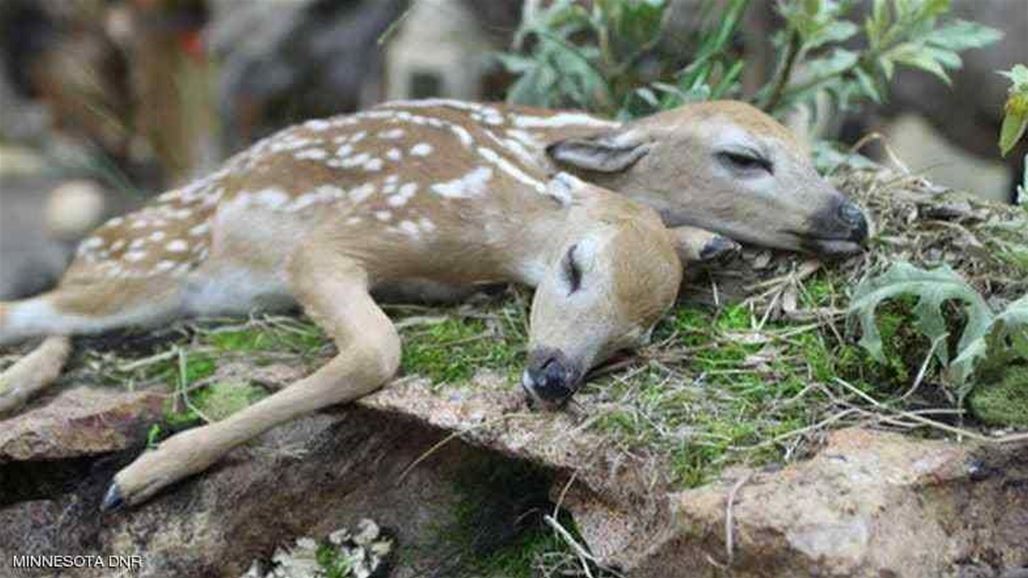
top-left (0, 336), bottom-right (73, 417)
top-left (0, 280), bottom-right (186, 417)
top-left (103, 246), bottom-right (401, 509)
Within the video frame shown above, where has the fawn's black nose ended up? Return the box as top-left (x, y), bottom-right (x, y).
top-left (838, 201), bottom-right (868, 243)
top-left (522, 349), bottom-right (581, 408)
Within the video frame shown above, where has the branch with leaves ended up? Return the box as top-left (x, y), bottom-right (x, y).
top-left (499, 0), bottom-right (1002, 121)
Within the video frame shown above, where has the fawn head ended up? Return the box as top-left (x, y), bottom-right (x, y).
top-left (548, 101), bottom-right (869, 256)
top-left (522, 175), bottom-right (681, 408)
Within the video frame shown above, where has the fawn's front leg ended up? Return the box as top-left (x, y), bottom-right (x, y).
top-left (103, 249), bottom-right (401, 509)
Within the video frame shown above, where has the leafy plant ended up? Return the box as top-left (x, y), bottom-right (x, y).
top-left (499, 0), bottom-right (1002, 121)
top-left (998, 64), bottom-right (1028, 158)
top-left (848, 262), bottom-right (1028, 391)
top-left (759, 0), bottom-right (1002, 114)
top-left (500, 0), bottom-right (746, 118)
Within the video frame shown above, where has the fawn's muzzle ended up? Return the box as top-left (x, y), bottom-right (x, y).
top-left (522, 348), bottom-right (582, 409)
top-left (838, 201), bottom-right (868, 244)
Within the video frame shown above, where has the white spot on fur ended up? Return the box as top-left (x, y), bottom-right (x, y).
top-left (417, 217), bottom-right (436, 232)
top-left (410, 143), bottom-right (433, 157)
top-left (375, 210), bottom-right (392, 222)
top-left (124, 250), bottom-right (147, 262)
top-left (304, 119), bottom-right (332, 131)
top-left (288, 185), bottom-right (344, 211)
top-left (295, 148), bottom-right (328, 160)
top-left (254, 188), bottom-right (289, 209)
top-left (189, 222), bottom-right (210, 236)
top-left (477, 147), bottom-right (546, 194)
top-left (149, 231), bottom-right (166, 242)
top-left (340, 153), bottom-right (371, 168)
top-left (397, 220), bottom-right (420, 238)
top-left (166, 239), bottom-right (189, 252)
top-left (547, 172), bottom-right (582, 206)
top-left (345, 216), bottom-right (362, 225)
top-left (398, 182), bottom-right (418, 197)
top-left (158, 190), bottom-right (182, 203)
top-left (387, 182), bottom-right (418, 207)
top-left (386, 148), bottom-right (402, 161)
top-left (364, 158), bottom-right (384, 171)
top-left (349, 183), bottom-right (375, 203)
top-left (378, 128), bottom-right (405, 139)
top-left (512, 112), bottom-right (618, 129)
top-left (449, 125), bottom-right (473, 147)
top-left (431, 167), bottom-right (493, 199)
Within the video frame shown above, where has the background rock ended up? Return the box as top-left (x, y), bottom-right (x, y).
top-left (4, 376), bottom-right (1023, 577)
top-left (0, 386), bottom-right (164, 463)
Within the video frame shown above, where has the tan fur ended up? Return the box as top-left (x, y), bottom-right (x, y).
top-left (0, 100), bottom-right (706, 508)
top-left (0, 99), bottom-right (860, 508)
top-left (0, 336), bottom-right (72, 416)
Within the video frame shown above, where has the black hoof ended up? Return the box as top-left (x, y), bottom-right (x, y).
top-left (700, 236), bottom-right (741, 262)
top-left (100, 482), bottom-right (124, 512)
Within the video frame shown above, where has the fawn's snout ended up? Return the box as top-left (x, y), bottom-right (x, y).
top-left (521, 348), bottom-right (582, 408)
top-left (798, 195), bottom-right (870, 257)
top-left (838, 201), bottom-right (869, 243)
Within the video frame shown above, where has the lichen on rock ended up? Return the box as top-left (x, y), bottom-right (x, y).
top-left (239, 519), bottom-right (392, 578)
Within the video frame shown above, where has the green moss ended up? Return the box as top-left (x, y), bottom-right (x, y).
top-left (969, 366), bottom-right (1028, 427)
top-left (590, 289), bottom-right (932, 489)
top-left (397, 303), bottom-right (526, 386)
top-left (416, 453), bottom-right (611, 577)
top-left (161, 381), bottom-right (268, 430)
top-left (716, 303), bottom-right (753, 330)
top-left (316, 542), bottom-right (354, 578)
top-left (464, 515), bottom-right (574, 578)
top-left (197, 382), bottom-right (268, 420)
top-left (206, 322), bottom-right (325, 355)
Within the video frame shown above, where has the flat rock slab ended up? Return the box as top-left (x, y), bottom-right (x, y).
top-left (2, 378), bottom-right (1026, 577)
top-left (628, 428), bottom-right (1028, 577)
top-left (0, 405), bottom-right (550, 578)
top-left (0, 387), bottom-right (165, 462)
top-left (361, 377), bottom-right (1028, 577)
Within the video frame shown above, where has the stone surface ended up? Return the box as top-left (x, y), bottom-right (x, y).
top-left (0, 386), bottom-right (165, 462)
top-left (0, 402), bottom-right (551, 578)
top-left (1, 377), bottom-right (1026, 578)
top-left (613, 429), bottom-right (1028, 577)
top-left (365, 378), bottom-right (1028, 577)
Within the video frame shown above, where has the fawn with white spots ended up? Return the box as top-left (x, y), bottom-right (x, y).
top-left (0, 99), bottom-right (867, 509)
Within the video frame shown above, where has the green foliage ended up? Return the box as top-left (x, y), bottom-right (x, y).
top-left (195, 382), bottom-right (268, 421)
top-left (602, 299), bottom-right (840, 487)
top-left (969, 366), bottom-right (1028, 427)
top-left (316, 543), bottom-right (354, 578)
top-left (952, 294), bottom-right (1028, 383)
top-left (998, 64), bottom-right (1028, 157)
top-left (207, 323), bottom-right (325, 355)
top-left (849, 263), bottom-right (1028, 390)
top-left (398, 304), bottom-right (527, 386)
top-left (163, 381), bottom-right (268, 428)
top-left (501, 0), bottom-right (746, 118)
top-left (499, 0), bottom-right (1001, 120)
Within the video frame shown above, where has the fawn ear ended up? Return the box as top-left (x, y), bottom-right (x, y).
top-left (546, 130), bottom-right (651, 173)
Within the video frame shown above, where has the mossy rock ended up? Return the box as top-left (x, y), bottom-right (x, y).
top-left (969, 366), bottom-right (1028, 427)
